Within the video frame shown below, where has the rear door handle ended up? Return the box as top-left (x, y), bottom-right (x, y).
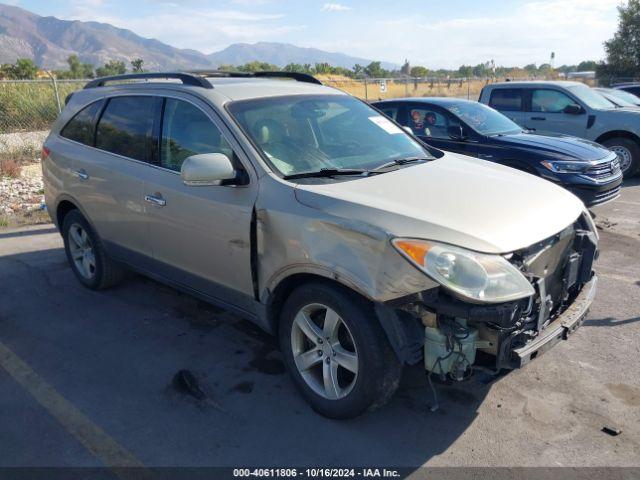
top-left (144, 194), bottom-right (166, 207)
top-left (531, 116), bottom-right (546, 121)
top-left (73, 169), bottom-right (89, 180)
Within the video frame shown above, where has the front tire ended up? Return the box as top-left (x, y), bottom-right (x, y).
top-left (62, 210), bottom-right (124, 290)
top-left (279, 282), bottom-right (402, 419)
top-left (602, 137), bottom-right (640, 177)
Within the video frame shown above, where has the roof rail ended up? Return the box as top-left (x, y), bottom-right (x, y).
top-left (187, 70), bottom-right (323, 85)
top-left (84, 72), bottom-right (213, 90)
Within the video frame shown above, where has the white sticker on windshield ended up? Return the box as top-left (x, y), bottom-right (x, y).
top-left (369, 116), bottom-right (403, 134)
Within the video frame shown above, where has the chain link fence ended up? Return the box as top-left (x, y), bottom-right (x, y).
top-left (321, 76), bottom-right (492, 102)
top-left (0, 79), bottom-right (86, 135)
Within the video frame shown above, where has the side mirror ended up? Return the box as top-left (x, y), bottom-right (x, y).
top-left (181, 153), bottom-right (236, 186)
top-left (448, 125), bottom-right (466, 141)
top-left (563, 104), bottom-right (584, 115)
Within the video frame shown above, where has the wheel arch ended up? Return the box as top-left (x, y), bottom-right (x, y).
top-left (595, 130), bottom-right (640, 145)
top-left (264, 271), bottom-right (373, 335)
top-left (53, 194), bottom-right (98, 235)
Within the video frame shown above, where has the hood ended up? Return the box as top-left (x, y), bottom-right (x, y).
top-left (294, 153), bottom-right (584, 254)
top-left (494, 132), bottom-right (609, 161)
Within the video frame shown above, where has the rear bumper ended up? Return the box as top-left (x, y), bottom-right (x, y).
top-left (511, 275), bottom-right (598, 368)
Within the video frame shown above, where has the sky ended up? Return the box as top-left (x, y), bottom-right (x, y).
top-left (3, 0), bottom-right (623, 69)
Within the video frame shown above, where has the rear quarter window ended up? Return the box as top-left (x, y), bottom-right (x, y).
top-left (95, 96), bottom-right (156, 162)
top-left (489, 89), bottom-right (523, 112)
top-left (60, 101), bottom-right (103, 146)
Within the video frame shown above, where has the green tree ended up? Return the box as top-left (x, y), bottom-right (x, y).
top-left (96, 60), bottom-right (126, 77)
top-left (237, 61), bottom-right (278, 72)
top-left (599, 0), bottom-right (640, 78)
top-left (524, 63), bottom-right (538, 75)
top-left (352, 64), bottom-right (364, 77)
top-left (410, 65), bottom-right (429, 77)
top-left (131, 58), bottom-right (144, 73)
top-left (59, 55), bottom-right (94, 79)
top-left (458, 65), bottom-right (473, 77)
top-left (364, 61), bottom-right (387, 78)
top-left (576, 60), bottom-right (598, 71)
top-left (1, 58), bottom-right (39, 79)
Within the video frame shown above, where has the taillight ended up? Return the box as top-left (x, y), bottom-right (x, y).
top-left (41, 146), bottom-right (50, 161)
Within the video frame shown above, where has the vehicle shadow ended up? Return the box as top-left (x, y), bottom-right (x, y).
top-left (621, 176), bottom-right (640, 189)
top-left (584, 316), bottom-right (640, 327)
top-left (0, 243), bottom-right (493, 469)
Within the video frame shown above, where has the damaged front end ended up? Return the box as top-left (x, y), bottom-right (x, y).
top-left (378, 212), bottom-right (598, 378)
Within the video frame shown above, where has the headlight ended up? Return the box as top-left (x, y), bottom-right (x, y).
top-left (392, 239), bottom-right (534, 303)
top-left (541, 160), bottom-right (591, 173)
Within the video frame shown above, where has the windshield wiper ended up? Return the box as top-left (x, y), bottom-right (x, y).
top-left (283, 168), bottom-right (376, 180)
top-left (372, 156), bottom-right (431, 171)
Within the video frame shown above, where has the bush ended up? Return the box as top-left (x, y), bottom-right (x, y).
top-left (0, 159), bottom-right (22, 178)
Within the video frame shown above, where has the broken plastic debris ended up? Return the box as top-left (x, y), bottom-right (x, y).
top-left (601, 426), bottom-right (622, 436)
top-left (172, 369), bottom-right (206, 400)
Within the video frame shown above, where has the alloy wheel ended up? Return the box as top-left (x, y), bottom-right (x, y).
top-left (290, 303), bottom-right (358, 400)
top-left (68, 223), bottom-right (96, 280)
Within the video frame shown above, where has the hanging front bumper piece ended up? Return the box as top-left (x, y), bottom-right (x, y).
top-left (511, 275), bottom-right (597, 368)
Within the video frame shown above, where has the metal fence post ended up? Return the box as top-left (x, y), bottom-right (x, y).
top-left (46, 71), bottom-right (62, 113)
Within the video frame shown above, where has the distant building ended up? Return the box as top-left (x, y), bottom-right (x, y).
top-left (567, 71), bottom-right (596, 80)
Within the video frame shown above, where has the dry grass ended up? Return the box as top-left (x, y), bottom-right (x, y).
top-left (0, 81), bottom-right (85, 134)
top-left (0, 209), bottom-right (50, 229)
top-left (318, 75), bottom-right (491, 101)
top-left (0, 158), bottom-right (22, 178)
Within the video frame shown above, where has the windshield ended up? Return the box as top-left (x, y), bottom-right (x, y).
top-left (601, 91), bottom-right (637, 107)
top-left (607, 88), bottom-right (640, 105)
top-left (228, 94), bottom-right (431, 177)
top-left (567, 84), bottom-right (617, 110)
top-left (445, 102), bottom-right (522, 136)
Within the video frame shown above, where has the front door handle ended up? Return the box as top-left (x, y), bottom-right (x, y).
top-left (531, 116), bottom-right (546, 121)
top-left (73, 169), bottom-right (89, 180)
top-left (144, 194), bottom-right (166, 207)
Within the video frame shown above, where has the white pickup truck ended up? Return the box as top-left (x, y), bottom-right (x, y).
top-left (479, 81), bottom-right (640, 177)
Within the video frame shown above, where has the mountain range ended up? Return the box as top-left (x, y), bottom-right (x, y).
top-left (0, 3), bottom-right (397, 71)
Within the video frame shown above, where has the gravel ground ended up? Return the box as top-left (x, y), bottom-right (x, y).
top-left (0, 130), bottom-right (48, 154)
top-left (0, 163), bottom-right (46, 219)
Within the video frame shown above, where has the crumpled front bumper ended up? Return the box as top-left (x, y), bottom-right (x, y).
top-left (511, 275), bottom-right (598, 368)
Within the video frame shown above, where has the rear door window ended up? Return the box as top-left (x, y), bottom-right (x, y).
top-left (531, 89), bottom-right (578, 113)
top-left (95, 96), bottom-right (156, 162)
top-left (400, 104), bottom-right (460, 139)
top-left (60, 101), bottom-right (103, 146)
top-left (489, 89), bottom-right (523, 112)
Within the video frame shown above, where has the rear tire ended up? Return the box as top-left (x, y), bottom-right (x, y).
top-left (279, 282), bottom-right (402, 419)
top-left (602, 137), bottom-right (640, 177)
top-left (62, 210), bottom-right (124, 290)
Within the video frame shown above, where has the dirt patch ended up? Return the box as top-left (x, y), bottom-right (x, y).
top-left (606, 383), bottom-right (640, 407)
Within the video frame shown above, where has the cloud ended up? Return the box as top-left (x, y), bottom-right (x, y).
top-left (59, 6), bottom-right (304, 54)
top-left (321, 3), bottom-right (352, 12)
top-left (359, 0), bottom-right (619, 68)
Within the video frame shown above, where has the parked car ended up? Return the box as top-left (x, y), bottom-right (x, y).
top-left (612, 82), bottom-right (640, 98)
top-left (43, 72), bottom-right (598, 419)
top-left (594, 87), bottom-right (640, 108)
top-left (479, 81), bottom-right (640, 177)
top-left (372, 98), bottom-right (622, 207)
